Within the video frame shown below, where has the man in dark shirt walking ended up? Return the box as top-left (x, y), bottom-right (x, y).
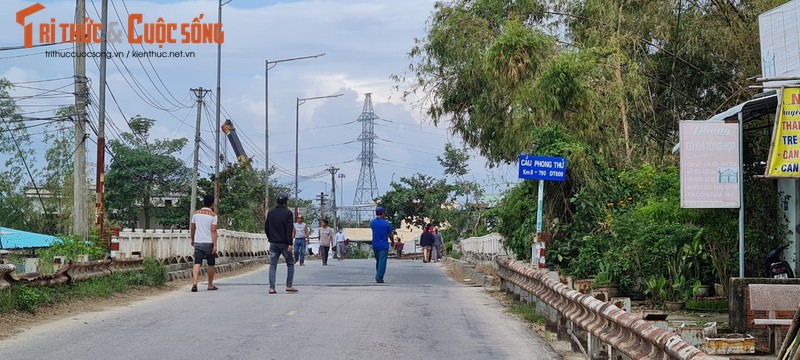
top-left (264, 193), bottom-right (298, 293)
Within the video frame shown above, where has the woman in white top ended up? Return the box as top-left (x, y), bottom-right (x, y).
top-left (317, 219), bottom-right (334, 265)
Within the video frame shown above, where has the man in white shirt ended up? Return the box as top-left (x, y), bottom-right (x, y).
top-left (191, 194), bottom-right (218, 292)
top-left (334, 227), bottom-right (347, 260)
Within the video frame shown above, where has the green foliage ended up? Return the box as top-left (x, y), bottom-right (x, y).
top-left (448, 251), bottom-right (462, 260)
top-left (36, 234), bottom-right (105, 274)
top-left (507, 297), bottom-right (546, 325)
top-left (685, 298), bottom-right (729, 312)
top-left (397, 0), bottom-right (793, 300)
top-left (347, 245), bottom-right (370, 259)
top-left (377, 174), bottom-right (453, 229)
top-left (644, 275), bottom-right (668, 308)
top-left (199, 162), bottom-right (291, 232)
top-left (141, 257), bottom-right (166, 287)
top-left (0, 268), bottom-right (166, 315)
top-left (106, 116), bottom-right (190, 229)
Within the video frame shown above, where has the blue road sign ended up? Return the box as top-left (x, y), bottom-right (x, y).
top-left (518, 155), bottom-right (567, 181)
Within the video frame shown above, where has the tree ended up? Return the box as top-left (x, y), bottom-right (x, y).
top-left (105, 116), bottom-right (190, 229)
top-left (377, 174), bottom-right (453, 230)
top-left (437, 143), bottom-right (484, 239)
top-left (0, 78), bottom-right (52, 233)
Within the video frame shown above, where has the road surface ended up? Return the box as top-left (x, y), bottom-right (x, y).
top-left (0, 258), bottom-right (560, 360)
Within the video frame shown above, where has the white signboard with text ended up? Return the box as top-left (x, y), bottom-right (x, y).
top-left (679, 121), bottom-right (740, 208)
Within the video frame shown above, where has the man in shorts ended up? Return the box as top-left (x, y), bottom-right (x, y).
top-left (191, 194), bottom-right (218, 292)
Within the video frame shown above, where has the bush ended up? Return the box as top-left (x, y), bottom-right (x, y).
top-left (348, 245), bottom-right (370, 259)
top-left (0, 263), bottom-right (167, 314)
top-left (141, 257), bottom-right (166, 287)
top-left (36, 234), bottom-right (105, 274)
top-left (448, 251), bottom-right (462, 260)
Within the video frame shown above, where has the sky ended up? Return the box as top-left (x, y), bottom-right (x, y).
top-left (0, 0), bottom-right (518, 207)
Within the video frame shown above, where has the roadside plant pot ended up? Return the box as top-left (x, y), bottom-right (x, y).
top-left (591, 285), bottom-right (620, 301)
top-left (665, 301), bottom-right (685, 311)
top-left (695, 284), bottom-right (711, 297)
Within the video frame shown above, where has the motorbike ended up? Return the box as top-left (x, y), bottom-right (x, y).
top-left (766, 244), bottom-right (795, 278)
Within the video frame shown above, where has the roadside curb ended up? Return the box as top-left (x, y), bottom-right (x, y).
top-left (165, 257), bottom-right (269, 281)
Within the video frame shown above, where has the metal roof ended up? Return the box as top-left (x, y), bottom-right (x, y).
top-left (0, 227), bottom-right (58, 249)
top-left (672, 90), bottom-right (779, 153)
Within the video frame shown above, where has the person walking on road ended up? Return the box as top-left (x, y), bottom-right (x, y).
top-left (432, 227), bottom-right (444, 263)
top-left (393, 231), bottom-right (404, 260)
top-left (335, 227), bottom-right (347, 260)
top-left (370, 206), bottom-right (394, 283)
top-left (191, 194), bottom-right (218, 292)
top-left (293, 215), bottom-right (310, 266)
top-left (264, 193), bottom-right (298, 294)
top-left (318, 219), bottom-right (334, 265)
top-left (420, 224), bottom-right (435, 263)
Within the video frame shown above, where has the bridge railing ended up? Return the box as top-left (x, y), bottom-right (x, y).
top-left (114, 229), bottom-right (269, 262)
top-left (496, 257), bottom-right (713, 360)
top-left (459, 233), bottom-right (514, 261)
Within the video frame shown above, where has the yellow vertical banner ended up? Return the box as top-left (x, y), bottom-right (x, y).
top-left (766, 87), bottom-right (800, 177)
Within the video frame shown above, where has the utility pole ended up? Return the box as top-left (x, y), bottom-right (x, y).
top-left (325, 166), bottom-right (339, 229)
top-left (316, 192), bottom-right (327, 226)
top-left (190, 87), bottom-right (211, 219)
top-left (73, 0), bottom-right (88, 240)
top-left (95, 0), bottom-right (109, 244)
top-left (214, 0), bottom-right (230, 214)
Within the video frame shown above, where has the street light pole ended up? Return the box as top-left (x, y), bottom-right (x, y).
top-left (264, 53), bottom-right (325, 217)
top-left (294, 93), bottom-right (343, 216)
top-left (338, 173), bottom-right (346, 207)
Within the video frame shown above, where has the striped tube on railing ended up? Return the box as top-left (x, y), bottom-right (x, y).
top-left (12, 266), bottom-right (71, 287)
top-left (68, 261), bottom-right (111, 281)
top-left (108, 259), bottom-right (144, 273)
top-left (496, 258), bottom-right (713, 360)
top-left (0, 264), bottom-right (15, 290)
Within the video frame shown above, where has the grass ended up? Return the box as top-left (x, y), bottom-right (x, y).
top-left (0, 258), bottom-right (166, 314)
top-left (347, 246), bottom-right (370, 259)
top-left (506, 297), bottom-right (546, 325)
top-left (685, 298), bottom-right (729, 312)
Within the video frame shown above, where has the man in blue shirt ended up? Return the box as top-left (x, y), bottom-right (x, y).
top-left (370, 206), bottom-right (394, 283)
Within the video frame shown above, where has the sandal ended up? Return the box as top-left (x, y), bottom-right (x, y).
top-left (207, 285), bottom-right (219, 291)
top-left (191, 285), bottom-right (198, 292)
top-left (285, 287), bottom-right (299, 292)
top-left (268, 288), bottom-right (277, 294)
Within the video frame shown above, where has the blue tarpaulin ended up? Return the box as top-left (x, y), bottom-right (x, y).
top-left (0, 227), bottom-right (58, 249)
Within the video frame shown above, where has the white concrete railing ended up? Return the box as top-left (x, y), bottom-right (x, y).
top-left (114, 229), bottom-right (268, 261)
top-left (460, 233), bottom-right (514, 259)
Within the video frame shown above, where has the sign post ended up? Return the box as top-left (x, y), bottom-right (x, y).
top-left (518, 155), bottom-right (567, 267)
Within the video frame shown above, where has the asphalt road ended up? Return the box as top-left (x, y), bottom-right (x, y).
top-left (0, 258), bottom-right (560, 360)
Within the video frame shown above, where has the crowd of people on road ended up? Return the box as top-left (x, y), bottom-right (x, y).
top-left (191, 192), bottom-right (446, 293)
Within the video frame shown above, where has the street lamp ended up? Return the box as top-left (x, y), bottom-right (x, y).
top-left (264, 53), bottom-right (325, 216)
top-left (337, 173), bottom-right (346, 207)
top-left (295, 93), bottom-right (343, 215)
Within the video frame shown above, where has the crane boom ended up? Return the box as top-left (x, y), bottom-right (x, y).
top-left (221, 119), bottom-right (249, 164)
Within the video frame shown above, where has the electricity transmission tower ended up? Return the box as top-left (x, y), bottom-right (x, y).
top-left (353, 93), bottom-right (379, 206)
